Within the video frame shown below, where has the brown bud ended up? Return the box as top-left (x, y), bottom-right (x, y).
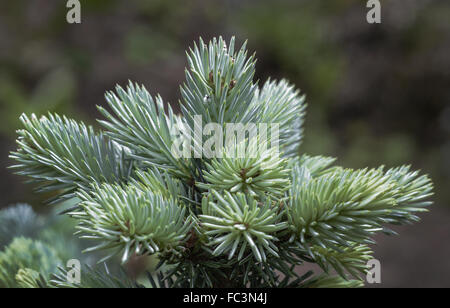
top-left (209, 71), bottom-right (214, 84)
top-left (229, 79), bottom-right (236, 90)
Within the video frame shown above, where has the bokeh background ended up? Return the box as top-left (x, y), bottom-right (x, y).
top-left (0, 0), bottom-right (448, 287)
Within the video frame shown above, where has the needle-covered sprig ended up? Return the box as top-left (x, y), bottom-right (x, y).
top-left (9, 113), bottom-right (132, 203)
top-left (98, 82), bottom-right (192, 179)
top-left (181, 36), bottom-right (257, 126)
top-left (251, 79), bottom-right (307, 157)
top-left (197, 139), bottom-right (290, 199)
top-left (8, 36), bottom-right (434, 288)
top-left (286, 162), bottom-right (433, 250)
top-left (200, 190), bottom-right (287, 263)
top-left (73, 183), bottom-right (193, 263)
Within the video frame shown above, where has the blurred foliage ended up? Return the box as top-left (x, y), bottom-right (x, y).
top-left (0, 203), bottom-right (84, 258)
top-left (0, 68), bottom-right (76, 137)
top-left (0, 203), bottom-right (43, 248)
top-left (0, 237), bottom-right (62, 288)
top-left (0, 203), bottom-right (161, 288)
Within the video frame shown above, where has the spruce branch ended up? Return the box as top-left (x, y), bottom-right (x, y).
top-left (251, 79), bottom-right (307, 157)
top-left (131, 168), bottom-right (187, 201)
top-left (301, 274), bottom-right (364, 288)
top-left (73, 182), bottom-right (193, 263)
top-left (15, 268), bottom-right (48, 288)
top-left (309, 244), bottom-right (373, 280)
top-left (9, 113), bottom-right (132, 203)
top-left (50, 265), bottom-right (139, 288)
top-left (297, 154), bottom-right (338, 177)
top-left (181, 37), bottom-right (257, 126)
top-left (200, 190), bottom-right (287, 263)
top-left (197, 139), bottom-right (290, 199)
top-left (7, 35), bottom-right (434, 288)
top-left (287, 164), bottom-right (433, 252)
top-left (0, 237), bottom-right (62, 288)
top-left (98, 82), bottom-right (191, 179)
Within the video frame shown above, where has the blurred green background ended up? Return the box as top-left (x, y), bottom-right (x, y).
top-left (0, 0), bottom-right (448, 287)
